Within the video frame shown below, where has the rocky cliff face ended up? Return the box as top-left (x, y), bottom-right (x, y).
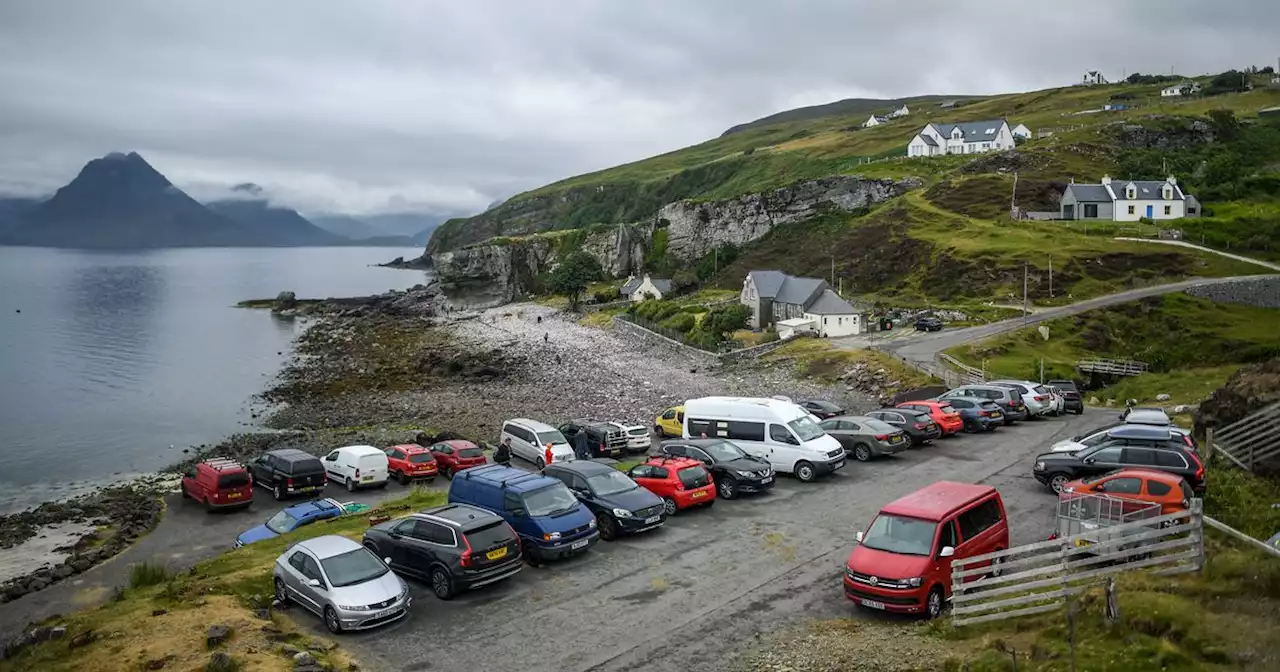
top-left (656, 175), bottom-right (921, 261)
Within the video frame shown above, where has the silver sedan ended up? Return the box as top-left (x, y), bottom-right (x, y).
top-left (818, 415), bottom-right (910, 462)
top-left (272, 534), bottom-right (411, 634)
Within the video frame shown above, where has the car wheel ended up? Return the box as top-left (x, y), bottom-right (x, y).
top-left (521, 539), bottom-right (543, 567)
top-left (925, 586), bottom-right (944, 620)
top-left (442, 466), bottom-right (453, 480)
top-left (397, 471), bottom-right (409, 486)
top-left (1048, 473), bottom-right (1071, 494)
top-left (273, 577), bottom-right (290, 606)
top-left (1074, 408), bottom-right (1084, 416)
top-left (430, 567), bottom-right (455, 600)
top-left (853, 444), bottom-right (872, 462)
top-left (795, 461), bottom-right (817, 483)
top-left (345, 477), bottom-right (355, 493)
top-left (273, 483), bottom-right (284, 501)
top-left (717, 478), bottom-right (737, 500)
top-left (179, 484), bottom-right (190, 500)
top-left (662, 497), bottom-right (678, 516)
top-left (536, 457), bottom-right (545, 470)
top-left (204, 497), bottom-right (215, 512)
top-left (703, 498), bottom-right (715, 509)
top-left (596, 513), bottom-right (617, 541)
top-left (988, 554), bottom-right (1003, 578)
top-left (323, 606), bottom-right (342, 634)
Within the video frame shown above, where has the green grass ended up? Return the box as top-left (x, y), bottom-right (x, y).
top-left (763, 338), bottom-right (938, 391)
top-left (127, 561), bottom-right (173, 589)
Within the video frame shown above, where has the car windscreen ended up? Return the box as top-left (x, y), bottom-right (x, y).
top-left (463, 521), bottom-right (514, 549)
top-left (940, 405), bottom-right (957, 414)
top-left (522, 483), bottom-right (579, 517)
top-left (409, 453), bottom-right (436, 464)
top-left (787, 415), bottom-right (826, 442)
top-left (864, 418), bottom-right (897, 434)
top-left (703, 440), bottom-right (748, 461)
top-left (457, 445), bottom-right (485, 458)
top-left (909, 412), bottom-right (933, 423)
top-left (320, 548), bottom-right (389, 588)
top-left (1049, 380), bottom-right (1078, 391)
top-left (677, 465), bottom-right (710, 488)
top-left (265, 510), bottom-right (299, 534)
top-left (586, 470), bottom-right (639, 496)
top-left (536, 430), bottom-right (567, 446)
top-left (217, 472), bottom-right (250, 488)
top-left (861, 514), bottom-right (938, 556)
top-left (286, 458), bottom-right (324, 475)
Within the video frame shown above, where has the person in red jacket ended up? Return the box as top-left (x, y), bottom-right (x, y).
top-left (543, 442), bottom-right (554, 469)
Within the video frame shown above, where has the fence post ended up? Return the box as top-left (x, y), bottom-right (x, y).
top-left (1191, 498), bottom-right (1205, 571)
top-left (1204, 427), bottom-right (1214, 461)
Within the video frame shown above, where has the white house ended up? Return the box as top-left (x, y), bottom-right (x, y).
top-left (862, 114), bottom-right (888, 128)
top-left (1059, 175), bottom-right (1197, 222)
top-left (907, 119), bottom-right (1020, 158)
top-left (740, 270), bottom-right (866, 337)
top-left (1160, 81), bottom-right (1201, 97)
top-left (1081, 70), bottom-right (1107, 85)
top-left (1011, 123), bottom-right (1032, 139)
top-left (888, 104), bottom-right (910, 118)
top-left (620, 274), bottom-right (673, 302)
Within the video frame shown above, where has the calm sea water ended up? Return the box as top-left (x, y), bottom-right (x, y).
top-left (0, 246), bottom-right (431, 513)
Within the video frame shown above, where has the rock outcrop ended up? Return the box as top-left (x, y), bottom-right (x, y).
top-left (656, 175), bottom-right (920, 262)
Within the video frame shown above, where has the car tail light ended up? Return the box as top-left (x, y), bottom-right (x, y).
top-left (1034, 395), bottom-right (1045, 401)
top-left (355, 468), bottom-right (361, 478)
top-left (1183, 434), bottom-right (1194, 447)
top-left (914, 423), bottom-right (927, 430)
top-left (874, 434), bottom-right (888, 441)
top-left (1188, 451), bottom-right (1205, 481)
top-left (675, 481), bottom-right (684, 492)
top-left (459, 534), bottom-right (474, 568)
top-left (286, 477), bottom-right (294, 487)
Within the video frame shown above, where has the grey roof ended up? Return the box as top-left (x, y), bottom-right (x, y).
top-left (620, 277), bottom-right (642, 294)
top-left (1064, 184), bottom-right (1113, 202)
top-left (805, 289), bottom-right (856, 315)
top-left (929, 119), bottom-right (1007, 143)
top-left (1112, 180), bottom-right (1185, 201)
top-left (940, 100), bottom-right (958, 107)
top-left (747, 270), bottom-right (788, 298)
top-left (650, 278), bottom-right (673, 294)
top-left (919, 134), bottom-right (938, 147)
top-left (774, 276), bottom-right (827, 307)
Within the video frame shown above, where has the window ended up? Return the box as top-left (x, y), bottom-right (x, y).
top-left (938, 520), bottom-right (958, 553)
top-left (320, 548), bottom-right (387, 588)
top-left (289, 552), bottom-right (308, 572)
top-left (1084, 203), bottom-right (1098, 218)
top-left (956, 498), bottom-right (1003, 540)
top-left (503, 492), bottom-right (524, 513)
top-left (650, 466), bottom-right (669, 479)
top-left (1121, 447), bottom-right (1156, 465)
top-left (393, 519), bottom-right (417, 536)
top-left (432, 443), bottom-right (453, 455)
top-left (662, 410), bottom-right (675, 420)
top-left (1146, 480), bottom-right (1173, 496)
top-left (628, 465), bottom-right (653, 479)
top-left (769, 424), bottom-right (798, 445)
top-left (726, 420), bottom-right (766, 442)
top-left (1087, 447), bottom-right (1122, 463)
top-left (1101, 477), bottom-right (1142, 495)
top-left (839, 420), bottom-right (860, 431)
top-left (687, 417), bottom-right (714, 438)
top-left (687, 447), bottom-right (712, 463)
top-left (301, 555), bottom-right (324, 582)
top-left (663, 444), bottom-right (687, 457)
top-left (1128, 205), bottom-right (1135, 215)
top-left (415, 520), bottom-right (456, 545)
top-left (389, 449), bottom-right (405, 460)
top-left (861, 514), bottom-right (938, 556)
top-left (949, 398), bottom-right (972, 409)
top-left (1154, 451), bottom-right (1188, 468)
top-left (1163, 205), bottom-right (1172, 216)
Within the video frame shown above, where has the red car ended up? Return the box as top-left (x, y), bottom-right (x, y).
top-left (1061, 468), bottom-right (1193, 516)
top-left (181, 457), bottom-right (253, 511)
top-left (896, 400), bottom-right (964, 437)
top-left (626, 456), bottom-right (716, 516)
top-left (429, 440), bottom-right (488, 479)
top-left (384, 444), bottom-right (439, 485)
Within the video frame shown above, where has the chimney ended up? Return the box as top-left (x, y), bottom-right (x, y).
top-left (1100, 175), bottom-right (1111, 185)
top-left (1167, 176), bottom-right (1177, 186)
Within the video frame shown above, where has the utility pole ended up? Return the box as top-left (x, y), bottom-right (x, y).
top-left (831, 254), bottom-right (835, 287)
top-left (1022, 262), bottom-right (1029, 327)
top-left (714, 247), bottom-right (718, 274)
top-left (1049, 257), bottom-right (1054, 299)
top-left (1010, 172), bottom-right (1019, 216)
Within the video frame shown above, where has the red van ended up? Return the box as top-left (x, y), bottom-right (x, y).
top-left (844, 481), bottom-right (1008, 619)
top-left (181, 457), bottom-right (254, 511)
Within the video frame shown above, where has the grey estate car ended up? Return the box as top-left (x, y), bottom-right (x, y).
top-left (940, 385), bottom-right (1028, 425)
top-left (818, 416), bottom-right (910, 462)
top-left (273, 535), bottom-right (411, 634)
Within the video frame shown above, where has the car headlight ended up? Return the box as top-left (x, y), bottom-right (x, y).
top-left (338, 604), bottom-right (371, 612)
top-left (588, 518), bottom-right (598, 529)
top-left (544, 532), bottom-right (562, 541)
top-left (612, 508), bottom-right (633, 518)
top-left (1034, 461), bottom-right (1045, 471)
top-left (905, 577), bottom-right (923, 587)
top-left (734, 470), bottom-right (753, 477)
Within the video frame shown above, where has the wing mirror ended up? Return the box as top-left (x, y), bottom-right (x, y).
top-left (939, 546), bottom-right (955, 558)
top-left (510, 508), bottom-right (527, 517)
top-left (383, 557), bottom-right (393, 566)
top-left (855, 531), bottom-right (864, 543)
top-left (306, 578), bottom-right (322, 588)
top-left (1084, 457), bottom-right (1096, 464)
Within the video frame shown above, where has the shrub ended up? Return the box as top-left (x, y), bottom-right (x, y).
top-left (659, 312), bottom-right (697, 332)
top-left (129, 561), bottom-right (172, 589)
top-left (592, 287), bottom-right (620, 304)
top-left (760, 328), bottom-right (780, 344)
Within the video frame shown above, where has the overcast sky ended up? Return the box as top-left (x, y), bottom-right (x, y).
top-left (1, 1), bottom-right (1275, 216)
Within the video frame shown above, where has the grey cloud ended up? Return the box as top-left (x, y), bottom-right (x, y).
top-left (1, 0), bottom-right (1276, 215)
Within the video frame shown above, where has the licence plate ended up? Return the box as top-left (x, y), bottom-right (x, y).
top-left (227, 493), bottom-right (242, 499)
top-left (761, 477), bottom-right (773, 484)
top-left (362, 475), bottom-right (374, 482)
top-left (1075, 539), bottom-right (1093, 548)
top-left (486, 547), bottom-right (509, 560)
top-left (992, 412), bottom-right (1003, 418)
top-left (861, 599), bottom-right (885, 610)
top-left (691, 490), bottom-right (707, 499)
top-left (644, 515), bottom-right (662, 524)
top-left (890, 436), bottom-right (903, 443)
top-left (371, 607), bottom-right (397, 619)
top-left (570, 539), bottom-right (588, 550)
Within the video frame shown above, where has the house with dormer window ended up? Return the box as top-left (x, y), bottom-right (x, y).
top-left (1059, 175), bottom-right (1198, 222)
top-left (906, 119), bottom-right (1021, 157)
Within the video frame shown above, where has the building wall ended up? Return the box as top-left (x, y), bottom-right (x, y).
top-left (807, 312), bottom-right (860, 338)
top-left (1113, 198), bottom-right (1186, 221)
top-left (1060, 190), bottom-right (1114, 220)
top-left (630, 278), bottom-right (664, 301)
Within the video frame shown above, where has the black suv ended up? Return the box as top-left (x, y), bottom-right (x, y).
top-left (798, 400), bottom-right (845, 420)
top-left (1046, 379), bottom-right (1084, 415)
top-left (248, 448), bottom-right (327, 500)
top-left (362, 503), bottom-right (522, 600)
top-left (557, 420), bottom-right (628, 459)
top-left (1032, 426), bottom-right (1205, 494)
top-left (543, 461), bottom-right (666, 540)
top-left (660, 438), bottom-right (775, 499)
top-left (866, 408), bottom-right (942, 446)
top-left (914, 316), bottom-right (943, 332)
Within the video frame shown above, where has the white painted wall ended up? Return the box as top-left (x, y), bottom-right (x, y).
top-left (1113, 198), bottom-right (1187, 221)
top-left (806, 312), bottom-right (860, 337)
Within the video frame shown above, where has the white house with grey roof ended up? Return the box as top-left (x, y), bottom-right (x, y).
top-left (1059, 176), bottom-right (1198, 222)
top-left (862, 114), bottom-right (888, 128)
top-left (620, 274), bottom-right (673, 302)
top-left (906, 119), bottom-right (1020, 158)
top-left (740, 271), bottom-right (866, 337)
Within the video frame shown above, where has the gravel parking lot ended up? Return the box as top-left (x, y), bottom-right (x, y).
top-left (322, 411), bottom-right (1100, 672)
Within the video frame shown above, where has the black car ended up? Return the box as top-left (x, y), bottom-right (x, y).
top-left (914, 316), bottom-right (943, 331)
top-left (557, 420), bottom-right (628, 459)
top-left (866, 408), bottom-right (942, 446)
top-left (362, 503), bottom-right (523, 600)
top-left (543, 461), bottom-right (666, 540)
top-left (1046, 379), bottom-right (1084, 415)
top-left (798, 399), bottom-right (845, 420)
top-left (1032, 426), bottom-right (1205, 494)
top-left (660, 438), bottom-right (775, 499)
top-left (248, 448), bottom-right (327, 501)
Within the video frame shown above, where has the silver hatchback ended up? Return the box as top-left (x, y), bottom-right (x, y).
top-left (273, 534), bottom-right (411, 634)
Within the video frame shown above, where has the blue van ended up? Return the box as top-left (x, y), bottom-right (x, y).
top-left (447, 465), bottom-right (598, 565)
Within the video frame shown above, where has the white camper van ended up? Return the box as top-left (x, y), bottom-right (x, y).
top-left (682, 397), bottom-right (846, 482)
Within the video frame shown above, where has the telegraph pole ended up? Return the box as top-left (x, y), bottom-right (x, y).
top-left (1022, 263), bottom-right (1029, 327)
top-left (831, 254), bottom-right (835, 287)
top-left (1049, 257), bottom-right (1054, 299)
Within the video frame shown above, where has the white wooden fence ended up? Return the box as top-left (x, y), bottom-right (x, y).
top-left (950, 501), bottom-right (1203, 626)
top-left (937, 353), bottom-right (986, 386)
top-left (1209, 401), bottom-right (1280, 472)
top-left (1075, 358), bottom-right (1150, 377)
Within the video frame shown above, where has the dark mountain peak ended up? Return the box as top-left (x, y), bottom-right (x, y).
top-left (231, 182), bottom-right (265, 198)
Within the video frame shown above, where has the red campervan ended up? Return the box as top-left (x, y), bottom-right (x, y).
top-left (844, 481), bottom-right (1008, 619)
top-left (384, 444), bottom-right (439, 485)
top-left (626, 456), bottom-right (716, 516)
top-left (896, 400), bottom-right (964, 437)
top-left (181, 458), bottom-right (253, 512)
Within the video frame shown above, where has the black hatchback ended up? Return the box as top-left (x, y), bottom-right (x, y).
top-left (543, 461), bottom-right (666, 541)
top-left (1032, 426), bottom-right (1205, 494)
top-left (660, 438), bottom-right (775, 499)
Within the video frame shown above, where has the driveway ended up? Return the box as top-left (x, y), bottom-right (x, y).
top-left (324, 411), bottom-right (1103, 672)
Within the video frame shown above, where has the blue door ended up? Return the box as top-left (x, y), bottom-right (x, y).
top-left (1145, 205), bottom-right (1153, 218)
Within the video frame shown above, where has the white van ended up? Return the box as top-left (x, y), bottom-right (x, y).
top-left (323, 445), bottom-right (389, 492)
top-left (500, 418), bottom-right (575, 468)
top-left (682, 397), bottom-right (846, 482)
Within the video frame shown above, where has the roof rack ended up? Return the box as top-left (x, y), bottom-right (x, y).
top-left (201, 457), bottom-right (245, 471)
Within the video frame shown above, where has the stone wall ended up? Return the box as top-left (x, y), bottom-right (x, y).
top-left (719, 335), bottom-right (801, 363)
top-left (1185, 277), bottom-right (1280, 309)
top-left (610, 316), bottom-right (720, 367)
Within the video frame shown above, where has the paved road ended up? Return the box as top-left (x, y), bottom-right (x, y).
top-left (325, 411), bottom-right (1102, 672)
top-left (866, 274), bottom-right (1279, 371)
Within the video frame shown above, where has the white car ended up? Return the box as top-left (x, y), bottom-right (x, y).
top-left (608, 421), bottom-right (652, 454)
top-left (989, 380), bottom-right (1054, 417)
top-left (323, 445), bottom-right (390, 492)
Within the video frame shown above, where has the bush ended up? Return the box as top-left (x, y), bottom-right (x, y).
top-left (659, 312), bottom-right (697, 332)
top-left (129, 561), bottom-right (173, 589)
top-left (592, 287), bottom-right (620, 304)
top-left (760, 328), bottom-right (781, 344)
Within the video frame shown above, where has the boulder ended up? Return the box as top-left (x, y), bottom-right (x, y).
top-left (1155, 393), bottom-right (1171, 402)
top-left (69, 629), bottom-right (96, 649)
top-left (275, 291), bottom-right (298, 311)
top-left (206, 624), bottom-right (231, 649)
top-left (207, 652), bottom-right (236, 672)
top-left (293, 651), bottom-right (317, 666)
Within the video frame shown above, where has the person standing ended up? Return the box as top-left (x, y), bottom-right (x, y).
top-left (495, 438), bottom-right (512, 466)
top-left (543, 442), bottom-right (554, 469)
top-left (572, 429), bottom-right (589, 461)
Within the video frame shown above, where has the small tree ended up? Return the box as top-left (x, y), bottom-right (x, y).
top-left (689, 304), bottom-right (751, 348)
top-left (547, 251), bottom-right (603, 311)
top-left (671, 270), bottom-right (698, 295)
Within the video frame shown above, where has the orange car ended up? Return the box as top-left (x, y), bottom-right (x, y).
top-left (1060, 468), bottom-right (1193, 514)
top-left (896, 400), bottom-right (964, 437)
